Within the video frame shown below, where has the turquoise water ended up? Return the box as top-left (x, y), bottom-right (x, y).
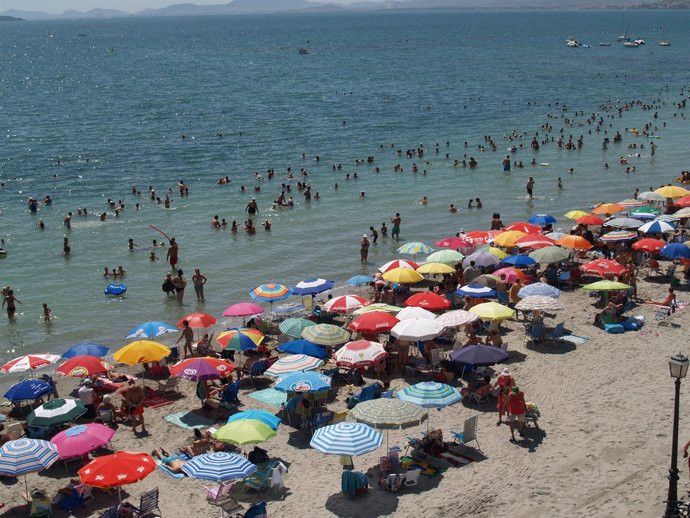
top-left (0, 10), bottom-right (689, 365)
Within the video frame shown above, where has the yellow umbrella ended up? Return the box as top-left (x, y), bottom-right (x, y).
top-left (469, 302), bottom-right (515, 321)
top-left (113, 340), bottom-right (171, 365)
top-left (655, 185), bottom-right (690, 198)
top-left (353, 303), bottom-right (401, 315)
top-left (493, 230), bottom-right (527, 248)
top-left (382, 267), bottom-right (424, 284)
top-left (488, 247), bottom-right (508, 259)
top-left (416, 262), bottom-right (456, 274)
top-left (564, 210), bottom-right (589, 220)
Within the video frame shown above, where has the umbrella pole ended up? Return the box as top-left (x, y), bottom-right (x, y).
top-left (118, 486), bottom-right (122, 505)
top-left (24, 474), bottom-right (28, 503)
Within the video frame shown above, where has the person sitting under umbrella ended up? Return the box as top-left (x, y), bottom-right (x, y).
top-left (485, 329), bottom-right (503, 348)
top-left (152, 447), bottom-right (187, 473)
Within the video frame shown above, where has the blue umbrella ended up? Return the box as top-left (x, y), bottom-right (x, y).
top-left (345, 275), bottom-right (375, 286)
top-left (310, 422), bottom-right (382, 456)
top-left (456, 283), bottom-right (497, 298)
top-left (518, 282), bottom-right (561, 299)
top-left (125, 321), bottom-right (177, 339)
top-left (4, 380), bottom-right (54, 402)
top-left (528, 214), bottom-right (557, 226)
top-left (292, 278), bottom-right (335, 296)
top-left (450, 344), bottom-right (509, 366)
top-left (275, 371), bottom-right (332, 393)
top-left (62, 343), bottom-right (110, 359)
top-left (502, 255), bottom-right (537, 266)
top-left (276, 339), bottom-right (328, 359)
top-left (660, 243), bottom-right (690, 259)
top-left (181, 452), bottom-right (257, 481)
top-left (639, 219), bottom-right (676, 234)
top-left (227, 410), bottom-right (281, 430)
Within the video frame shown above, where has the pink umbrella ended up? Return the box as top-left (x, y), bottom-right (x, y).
top-left (222, 302), bottom-right (264, 318)
top-left (433, 237), bottom-right (475, 249)
top-left (492, 267), bottom-right (528, 284)
top-left (51, 424), bottom-right (115, 460)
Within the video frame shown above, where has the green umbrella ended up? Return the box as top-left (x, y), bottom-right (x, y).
top-left (212, 419), bottom-right (277, 445)
top-left (27, 398), bottom-right (87, 428)
top-left (582, 280), bottom-right (632, 291)
top-left (301, 324), bottom-right (350, 346)
top-left (426, 250), bottom-right (464, 265)
top-left (630, 206), bottom-right (660, 217)
top-left (278, 318), bottom-right (317, 339)
top-left (350, 399), bottom-right (427, 430)
top-left (352, 303), bottom-right (402, 316)
top-left (529, 246), bottom-right (571, 264)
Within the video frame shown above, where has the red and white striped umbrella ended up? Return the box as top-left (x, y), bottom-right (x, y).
top-left (378, 259), bottom-right (419, 273)
top-left (334, 341), bottom-right (388, 369)
top-left (322, 295), bottom-right (368, 314)
top-left (0, 354), bottom-right (61, 374)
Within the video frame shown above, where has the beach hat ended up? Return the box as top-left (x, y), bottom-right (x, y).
top-left (512, 386), bottom-right (519, 394)
top-left (83, 379), bottom-right (92, 386)
top-left (501, 368), bottom-right (511, 376)
top-left (363, 234), bottom-right (367, 238)
top-left (103, 394), bottom-right (111, 403)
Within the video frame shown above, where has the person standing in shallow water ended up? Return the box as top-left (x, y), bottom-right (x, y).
top-left (391, 213), bottom-right (401, 240)
top-left (526, 177), bottom-right (535, 199)
top-left (192, 268), bottom-right (207, 302)
top-left (167, 238), bottom-right (179, 269)
top-left (3, 289), bottom-right (22, 320)
top-left (172, 269), bottom-right (186, 304)
top-left (360, 234), bottom-right (370, 263)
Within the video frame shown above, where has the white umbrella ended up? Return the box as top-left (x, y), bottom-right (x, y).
top-left (435, 310), bottom-right (478, 328)
top-left (605, 217), bottom-right (643, 229)
top-left (636, 191), bottom-right (665, 202)
top-left (396, 306), bottom-right (436, 321)
top-left (390, 318), bottom-right (443, 341)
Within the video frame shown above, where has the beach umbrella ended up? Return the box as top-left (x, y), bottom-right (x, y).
top-left (556, 235), bottom-right (593, 250)
top-left (222, 302), bottom-right (264, 318)
top-left (576, 214), bottom-right (605, 226)
top-left (169, 357), bottom-right (235, 381)
top-left (605, 217), bottom-right (643, 229)
top-left (227, 410), bottom-right (281, 430)
top-left (62, 343), bottom-right (110, 359)
top-left (350, 399), bottom-right (427, 430)
top-left (675, 195), bottom-right (690, 208)
top-left (264, 354), bottom-right (324, 377)
top-left (271, 302), bottom-right (308, 319)
top-left (515, 295), bottom-right (565, 312)
top-left (433, 237), bottom-right (473, 250)
top-left (545, 231), bottom-right (568, 241)
top-left (462, 252), bottom-right (500, 268)
top-left (656, 186), bottom-right (690, 198)
top-left (178, 312), bottom-right (217, 329)
top-left (404, 292), bottom-right (451, 311)
top-left (278, 318), bottom-right (317, 339)
top-left (632, 238), bottom-right (666, 252)
top-left (4, 380), bottom-right (54, 402)
top-left (464, 230), bottom-right (496, 244)
top-left (435, 309), bottom-right (478, 328)
top-left (382, 267), bottom-right (424, 284)
top-left (426, 249), bottom-right (464, 264)
top-left (564, 210), bottom-right (589, 220)
top-left (51, 424), bottom-right (115, 460)
top-left (378, 259), bottom-right (419, 273)
top-left (249, 283), bottom-right (293, 303)
top-left (456, 283), bottom-right (497, 298)
top-left (390, 318), bottom-right (443, 341)
top-left (660, 243), bottom-right (690, 259)
top-left (79, 451), bottom-right (155, 494)
top-left (487, 247), bottom-right (508, 259)
top-left (416, 262), bottom-right (456, 275)
top-left (639, 219), bottom-right (676, 234)
top-left (57, 356), bottom-right (112, 378)
top-left (591, 203), bottom-right (625, 215)
top-left (0, 439), bottom-right (59, 497)
top-left (527, 214), bottom-right (557, 226)
top-left (515, 234), bottom-right (555, 249)
top-left (352, 303), bottom-right (401, 315)
top-left (450, 345), bottom-right (509, 366)
top-left (469, 302), bottom-right (515, 321)
top-left (618, 198), bottom-right (646, 208)
top-left (334, 340), bottom-right (387, 369)
top-left (637, 191), bottom-right (665, 202)
top-left (213, 420), bottom-right (277, 446)
top-left (492, 267), bottom-right (528, 284)
top-left (502, 254), bottom-right (537, 267)
top-left (311, 422), bottom-right (382, 457)
top-left (27, 399), bottom-right (87, 428)
top-left (629, 207), bottom-right (661, 220)
top-left (397, 242), bottom-right (434, 255)
top-left (580, 259), bottom-right (627, 277)
top-left (599, 230), bottom-right (638, 242)
top-left (274, 371), bottom-right (332, 393)
top-left (673, 207), bottom-right (690, 218)
top-left (216, 328), bottom-right (265, 352)
top-left (291, 278), bottom-right (335, 296)
top-left (493, 230), bottom-right (527, 248)
top-left (182, 452), bottom-right (257, 482)
top-left (581, 280), bottom-right (632, 291)
top-left (276, 339), bottom-right (328, 359)
top-left (397, 382), bottom-right (462, 409)
top-left (504, 222), bottom-right (541, 234)
top-left (301, 324), bottom-right (350, 346)
top-left (473, 274), bottom-right (499, 288)
top-left (396, 307), bottom-right (436, 321)
top-left (345, 275), bottom-right (375, 286)
top-left (518, 282), bottom-right (561, 299)
top-left (349, 312), bottom-right (399, 334)
top-left (125, 321), bottom-right (177, 339)
top-left (323, 295), bottom-right (368, 314)
top-left (113, 340), bottom-right (170, 365)
top-left (529, 246), bottom-right (571, 264)
top-left (0, 354), bottom-right (60, 374)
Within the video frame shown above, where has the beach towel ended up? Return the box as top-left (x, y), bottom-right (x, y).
top-left (164, 411), bottom-right (215, 430)
top-left (560, 334), bottom-right (589, 346)
top-left (438, 451), bottom-right (470, 467)
top-left (156, 452), bottom-right (190, 479)
top-left (399, 456), bottom-right (445, 477)
top-left (144, 393), bottom-right (174, 409)
top-left (247, 388), bottom-right (287, 408)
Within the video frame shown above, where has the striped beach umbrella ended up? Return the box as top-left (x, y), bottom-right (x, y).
top-left (618, 198), bottom-right (646, 208)
top-left (291, 278), bottom-right (335, 296)
top-left (396, 306), bottom-right (436, 320)
top-left (0, 354), bottom-right (60, 374)
top-left (672, 207), bottom-right (690, 218)
top-left (334, 341), bottom-right (387, 369)
top-left (378, 259), bottom-right (419, 273)
top-left (57, 356), bottom-right (112, 378)
top-left (216, 328), bottom-right (265, 352)
top-left (605, 217), bottom-right (643, 228)
top-left (456, 283), bottom-right (497, 298)
top-left (518, 282), bottom-right (561, 299)
top-left (264, 354), bottom-right (324, 377)
top-left (396, 242), bottom-right (434, 255)
top-left (249, 283), bottom-right (293, 302)
top-left (397, 382), bottom-right (462, 409)
top-left (276, 339), bottom-right (328, 359)
top-left (515, 234), bottom-right (555, 249)
top-left (322, 295), bottom-right (368, 314)
top-left (0, 439), bottom-right (59, 497)
top-left (434, 309), bottom-right (478, 328)
top-left (222, 302), bottom-right (264, 318)
top-left (599, 230), bottom-right (638, 242)
top-left (301, 324), bottom-right (350, 346)
top-left (181, 452), bottom-right (257, 481)
top-left (515, 295), bottom-right (565, 312)
top-left (426, 249), bottom-right (464, 264)
top-left (629, 207), bottom-right (661, 220)
top-left (62, 343), bottom-right (110, 359)
top-left (125, 321), bottom-right (177, 339)
top-left (27, 399), bottom-right (87, 428)
top-left (382, 267), bottom-right (424, 284)
top-left (639, 219), bottom-right (676, 234)
top-left (227, 410), bottom-right (281, 430)
top-left (350, 399), bottom-right (427, 430)
top-left (274, 371), bottom-right (332, 393)
top-left (311, 423), bottom-right (383, 456)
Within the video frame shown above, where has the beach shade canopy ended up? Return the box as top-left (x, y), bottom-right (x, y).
top-left (311, 422), bottom-right (383, 457)
top-left (390, 318), bottom-right (443, 341)
top-left (515, 234), bottom-right (556, 249)
top-left (274, 371), bottom-right (332, 393)
top-left (591, 203), bottom-right (625, 215)
top-left (450, 344), bottom-right (509, 366)
top-left (576, 214), bottom-right (605, 226)
top-left (396, 306), bottom-right (437, 321)
top-left (350, 398), bottom-right (427, 430)
top-left (0, 354), bottom-right (60, 374)
top-left (322, 295), bottom-right (368, 314)
top-left (379, 259), bottom-right (419, 273)
top-left (527, 214), bottom-right (557, 226)
top-left (486, 246), bottom-right (509, 259)
top-left (660, 243), bottom-right (690, 259)
top-left (515, 296), bottom-right (565, 312)
top-left (581, 280), bottom-right (632, 292)
top-left (334, 340), bottom-right (387, 369)
top-left (57, 356), bottom-right (112, 378)
top-left (113, 340), bottom-right (171, 365)
top-left (4, 380), bottom-right (54, 402)
top-left (580, 259), bottom-right (627, 277)
top-left (27, 399), bottom-right (87, 428)
top-left (556, 235), bottom-right (593, 250)
top-left (276, 339), bottom-right (328, 359)
top-left (493, 230), bottom-right (527, 248)
top-left (529, 246), bottom-right (571, 264)
top-left (278, 318), bottom-right (317, 339)
top-left (291, 278), bottom-right (335, 296)
top-left (353, 303), bottom-right (401, 316)
top-left (426, 249), bottom-right (465, 264)
top-left (632, 238), bottom-right (667, 252)
top-left (473, 274), bottom-right (499, 288)
top-left (264, 354), bottom-right (324, 377)
top-left (62, 343), bottom-right (110, 359)
top-left (222, 302), bottom-right (264, 318)
top-left (216, 328), bottom-right (265, 352)
top-left (51, 424), bottom-right (115, 460)
top-left (618, 198), bottom-right (646, 208)
top-left (396, 382), bottom-right (462, 408)
top-left (456, 283), bottom-right (497, 298)
top-left (504, 222), bottom-right (541, 234)
top-left (464, 230), bottom-right (496, 244)
top-left (169, 357), bottom-right (235, 381)
top-left (0, 438), bottom-right (59, 478)
top-left (655, 185), bottom-right (690, 198)
top-left (349, 311), bottom-right (400, 334)
top-left (469, 302), bottom-right (515, 321)
top-left (79, 451), bottom-right (155, 488)
top-left (213, 420), bottom-right (277, 445)
top-left (638, 219), bottom-right (676, 234)
top-left (396, 242), bottom-right (434, 255)
top-left (462, 252), bottom-right (500, 269)
top-left (675, 195), bottom-right (690, 207)
top-left (249, 283), bottom-right (293, 302)
top-left (382, 267), bottom-right (424, 284)
top-left (404, 292), bottom-right (451, 311)
top-left (178, 312), bottom-right (217, 329)
top-left (564, 210), bottom-right (589, 220)
top-left (599, 230), bottom-right (639, 242)
top-left (301, 323), bottom-right (351, 346)
top-left (227, 410), bottom-right (281, 430)
top-left (345, 275), bottom-right (375, 286)
top-left (181, 452), bottom-right (257, 482)
top-left (502, 254), bottom-right (537, 267)
top-left (492, 267), bottom-right (528, 284)
top-left (637, 191), bottom-right (665, 202)
top-left (604, 217), bottom-right (643, 228)
top-left (125, 321), bottom-right (177, 340)
top-left (416, 262), bottom-right (456, 275)
top-left (518, 282), bottom-right (561, 299)
top-left (434, 310), bottom-right (478, 328)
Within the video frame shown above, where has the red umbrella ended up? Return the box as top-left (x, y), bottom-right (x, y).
top-left (378, 259), bottom-right (419, 273)
top-left (576, 214), bottom-right (605, 226)
top-left (464, 230), bottom-right (498, 244)
top-left (515, 234), bottom-right (555, 249)
top-left (79, 451), bottom-right (155, 490)
top-left (0, 354), bottom-right (61, 373)
top-left (178, 312), bottom-right (217, 329)
top-left (168, 357), bottom-right (236, 381)
top-left (675, 195), bottom-right (690, 208)
top-left (580, 259), bottom-right (627, 277)
top-left (433, 236), bottom-right (474, 249)
top-left (333, 340), bottom-right (388, 368)
top-left (322, 295), bottom-right (369, 313)
top-left (57, 356), bottom-right (112, 378)
top-left (404, 292), bottom-right (451, 311)
top-left (349, 311), bottom-right (400, 334)
top-left (632, 238), bottom-right (666, 252)
top-left (504, 222), bottom-right (542, 234)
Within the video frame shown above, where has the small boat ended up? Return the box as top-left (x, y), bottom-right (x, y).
top-left (623, 41), bottom-right (639, 48)
top-left (659, 27), bottom-right (671, 47)
top-left (599, 42), bottom-right (611, 47)
top-left (298, 48), bottom-right (310, 55)
top-left (565, 37), bottom-right (580, 48)
top-left (634, 38), bottom-right (645, 45)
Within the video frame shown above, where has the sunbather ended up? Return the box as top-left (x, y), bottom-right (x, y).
top-left (152, 448), bottom-right (187, 473)
top-left (461, 375), bottom-right (492, 400)
top-left (646, 287), bottom-right (677, 307)
top-left (179, 428), bottom-right (211, 457)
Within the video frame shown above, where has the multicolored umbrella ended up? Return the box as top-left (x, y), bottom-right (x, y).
top-left (379, 259), bottom-right (420, 272)
top-left (4, 380), bottom-right (54, 402)
top-left (249, 283), bottom-right (293, 302)
top-left (382, 267), bottom-right (424, 284)
top-left (57, 356), bottom-right (112, 378)
top-left (450, 345), bottom-right (509, 366)
top-left (518, 282), bottom-right (561, 299)
top-left (639, 219), bottom-right (676, 234)
top-left (580, 259), bottom-right (627, 277)
top-left (113, 340), bottom-right (171, 365)
top-left (426, 249), bottom-right (464, 264)
top-left (178, 312), bottom-right (217, 329)
top-left (264, 354), bottom-right (324, 377)
top-left (629, 207), bottom-right (661, 220)
top-left (169, 357), bottom-right (236, 381)
top-left (591, 203), bottom-right (625, 215)
top-left (291, 278), bottom-right (335, 296)
top-left (227, 410), bottom-right (281, 430)
top-left (515, 295), bottom-right (565, 311)
top-left (349, 311), bottom-right (400, 334)
top-left (660, 243), bottom-right (690, 259)
top-left (125, 321), bottom-right (177, 339)
top-left (390, 318), bottom-right (443, 341)
top-left (576, 214), bottom-right (605, 226)
top-left (396, 242), bottom-right (434, 255)
top-left (79, 451), bottom-right (155, 489)
top-left (0, 354), bottom-right (60, 374)
top-left (213, 420), bottom-right (277, 445)
top-left (311, 423), bottom-right (382, 456)
top-left (322, 295), bottom-right (368, 314)
top-left (599, 230), bottom-right (638, 242)
top-left (527, 214), bottom-right (557, 226)
top-left (529, 246), bottom-right (571, 264)
top-left (456, 283), bottom-right (497, 298)
top-left (397, 382), bottom-right (462, 408)
top-left (396, 306), bottom-right (436, 321)
top-left (404, 292), bottom-right (451, 311)
top-left (276, 339), bottom-right (328, 359)
top-left (655, 185), bottom-right (690, 198)
top-left (51, 424), bottom-right (115, 459)
top-left (469, 302), bottom-right (515, 321)
top-left (556, 235), bottom-right (593, 250)
top-left (515, 234), bottom-right (556, 249)
top-left (216, 328), bottom-right (265, 352)
top-left (222, 302), bottom-right (264, 318)
top-left (301, 324), bottom-right (351, 346)
top-left (416, 262), bottom-right (456, 274)
top-left (181, 452), bottom-right (257, 481)
top-left (503, 222), bottom-right (541, 234)
top-left (0, 439), bottom-right (59, 497)
top-left (618, 198), bottom-right (646, 208)
top-left (62, 343), bottom-right (110, 359)
top-left (334, 341), bottom-right (387, 368)
top-left (350, 399), bottom-right (427, 430)
top-left (632, 238), bottom-right (667, 252)
top-left (493, 230), bottom-right (527, 247)
top-left (274, 371), bottom-right (332, 393)
top-left (462, 252), bottom-right (500, 268)
top-left (27, 399), bottom-right (87, 428)
top-left (581, 280), bottom-right (632, 291)
top-left (433, 237), bottom-right (474, 250)
top-left (278, 317), bottom-right (317, 339)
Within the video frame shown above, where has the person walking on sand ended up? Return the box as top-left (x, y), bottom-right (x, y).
top-left (360, 234), bottom-right (370, 263)
top-left (192, 268), bottom-right (207, 302)
top-left (526, 177), bottom-right (535, 199)
top-left (2, 290), bottom-right (22, 320)
top-left (172, 269), bottom-right (186, 304)
top-left (166, 237), bottom-right (179, 269)
top-left (124, 380), bottom-right (147, 434)
top-left (506, 386), bottom-right (527, 443)
top-left (391, 213), bottom-right (401, 240)
top-left (492, 368), bottom-right (515, 426)
top-left (177, 319), bottom-right (194, 358)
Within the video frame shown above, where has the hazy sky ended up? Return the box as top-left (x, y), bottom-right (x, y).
top-left (1, 0), bottom-right (367, 14)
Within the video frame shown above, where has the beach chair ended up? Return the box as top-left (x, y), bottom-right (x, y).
top-left (131, 487), bottom-right (161, 518)
top-left (98, 409), bottom-right (114, 425)
top-left (451, 415), bottom-right (481, 451)
top-left (57, 484), bottom-right (93, 513)
top-left (331, 410), bottom-right (348, 424)
top-left (467, 384), bottom-right (491, 404)
top-left (247, 359), bottom-right (268, 386)
top-left (544, 322), bottom-right (566, 343)
top-left (158, 376), bottom-right (182, 396)
top-left (524, 321), bottom-right (544, 344)
top-left (663, 264), bottom-right (677, 282)
top-left (229, 501), bottom-right (268, 518)
top-left (242, 461), bottom-right (279, 493)
top-left (403, 468), bottom-right (422, 487)
top-left (205, 480), bottom-right (238, 505)
top-left (347, 383), bottom-right (378, 410)
top-left (341, 470), bottom-right (368, 499)
top-left (5, 421), bottom-right (24, 440)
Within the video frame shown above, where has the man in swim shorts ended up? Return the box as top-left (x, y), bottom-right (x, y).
top-left (526, 177), bottom-right (534, 199)
top-left (167, 238), bottom-right (179, 268)
top-left (125, 381), bottom-right (146, 434)
top-left (391, 213), bottom-right (401, 240)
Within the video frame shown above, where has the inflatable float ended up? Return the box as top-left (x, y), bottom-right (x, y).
top-left (104, 284), bottom-right (127, 296)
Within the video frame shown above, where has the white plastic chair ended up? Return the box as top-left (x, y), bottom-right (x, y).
top-left (451, 415), bottom-right (481, 451)
top-left (403, 468), bottom-right (421, 487)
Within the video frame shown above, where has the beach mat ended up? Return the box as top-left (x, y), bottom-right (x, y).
top-left (164, 411), bottom-right (215, 430)
top-left (247, 388), bottom-right (287, 408)
top-left (144, 393), bottom-right (174, 409)
top-left (560, 334), bottom-right (589, 346)
top-left (399, 456), bottom-right (446, 477)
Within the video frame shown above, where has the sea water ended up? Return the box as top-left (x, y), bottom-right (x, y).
top-left (0, 10), bottom-right (688, 367)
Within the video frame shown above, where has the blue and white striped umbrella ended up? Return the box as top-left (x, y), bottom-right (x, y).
top-left (310, 422), bottom-right (383, 456)
top-left (275, 371), bottom-right (332, 393)
top-left (291, 278), bottom-right (335, 296)
top-left (518, 282), bottom-right (561, 299)
top-left (396, 382), bottom-right (462, 409)
top-left (0, 439), bottom-right (59, 477)
top-left (456, 283), bottom-right (497, 298)
top-left (181, 452), bottom-right (257, 482)
top-left (639, 219), bottom-right (676, 234)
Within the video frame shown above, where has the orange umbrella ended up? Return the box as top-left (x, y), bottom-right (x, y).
top-left (591, 203), bottom-right (624, 215)
top-left (556, 235), bottom-right (593, 250)
top-left (576, 214), bottom-right (605, 226)
top-left (178, 312), bottom-right (217, 329)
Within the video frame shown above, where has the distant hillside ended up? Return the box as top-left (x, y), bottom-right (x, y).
top-left (0, 15), bottom-right (23, 21)
top-left (637, 0), bottom-right (690, 7)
